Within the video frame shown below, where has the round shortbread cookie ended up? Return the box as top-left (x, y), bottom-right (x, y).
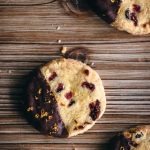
top-left (25, 58), bottom-right (106, 137)
top-left (88, 0), bottom-right (150, 35)
top-left (109, 125), bottom-right (150, 150)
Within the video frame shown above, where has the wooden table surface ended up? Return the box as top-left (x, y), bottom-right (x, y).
top-left (0, 0), bottom-right (150, 150)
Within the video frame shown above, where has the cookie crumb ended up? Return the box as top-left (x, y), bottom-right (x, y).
top-left (57, 40), bottom-right (62, 43)
top-left (8, 70), bottom-right (12, 74)
top-left (56, 26), bottom-right (60, 30)
top-left (61, 46), bottom-right (68, 54)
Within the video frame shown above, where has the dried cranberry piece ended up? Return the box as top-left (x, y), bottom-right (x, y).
top-left (133, 4), bottom-right (141, 13)
top-left (82, 81), bottom-right (95, 91)
top-left (125, 9), bottom-right (138, 26)
top-left (65, 91), bottom-right (73, 99)
top-left (49, 72), bottom-right (57, 81)
top-left (83, 69), bottom-right (89, 75)
top-left (89, 100), bottom-right (100, 121)
top-left (56, 83), bottom-right (64, 93)
top-left (130, 12), bottom-right (138, 26)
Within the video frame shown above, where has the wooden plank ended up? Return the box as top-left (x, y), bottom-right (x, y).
top-left (0, 143), bottom-right (107, 150)
top-left (0, 3), bottom-right (149, 44)
top-left (0, 114), bottom-right (149, 125)
top-left (0, 0), bottom-right (150, 149)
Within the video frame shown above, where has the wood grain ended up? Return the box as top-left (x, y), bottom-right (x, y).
top-left (0, 0), bottom-right (150, 149)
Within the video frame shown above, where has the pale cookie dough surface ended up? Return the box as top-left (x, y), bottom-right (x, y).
top-left (112, 0), bottom-right (150, 35)
top-left (109, 125), bottom-right (150, 150)
top-left (26, 58), bottom-right (106, 137)
top-left (40, 58), bottom-right (106, 137)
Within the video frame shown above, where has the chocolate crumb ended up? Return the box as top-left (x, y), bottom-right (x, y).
top-left (78, 125), bottom-right (84, 129)
top-left (74, 127), bottom-right (78, 130)
top-left (83, 69), bottom-right (89, 75)
top-left (73, 125), bottom-right (84, 130)
top-left (68, 100), bottom-right (75, 107)
top-left (135, 133), bottom-right (142, 138)
top-left (143, 23), bottom-right (147, 28)
top-left (63, 47), bottom-right (89, 63)
top-left (74, 120), bottom-right (78, 124)
top-left (125, 9), bottom-right (130, 19)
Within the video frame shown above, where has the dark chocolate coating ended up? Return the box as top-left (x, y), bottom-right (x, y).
top-left (108, 134), bottom-right (130, 150)
top-left (63, 47), bottom-right (88, 63)
top-left (68, 0), bottom-right (90, 11)
top-left (88, 0), bottom-right (121, 24)
top-left (24, 70), bottom-right (68, 137)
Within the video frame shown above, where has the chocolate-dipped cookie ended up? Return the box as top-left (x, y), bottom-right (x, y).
top-left (109, 125), bottom-right (150, 150)
top-left (88, 0), bottom-right (150, 35)
top-left (25, 58), bottom-right (106, 137)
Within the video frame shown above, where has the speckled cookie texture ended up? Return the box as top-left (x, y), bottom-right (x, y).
top-left (109, 125), bottom-right (150, 150)
top-left (88, 0), bottom-right (150, 35)
top-left (25, 58), bottom-right (106, 137)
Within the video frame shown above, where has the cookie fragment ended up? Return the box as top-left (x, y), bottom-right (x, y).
top-left (108, 125), bottom-right (150, 150)
top-left (88, 0), bottom-right (150, 35)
